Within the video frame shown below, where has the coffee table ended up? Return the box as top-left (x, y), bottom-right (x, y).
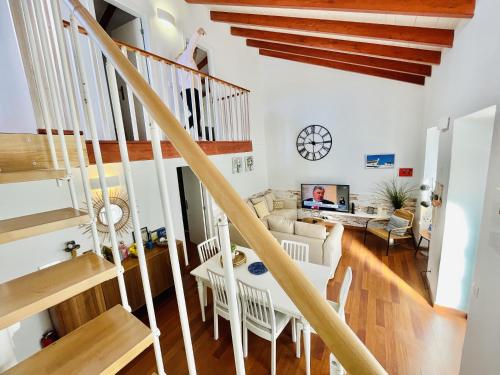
top-left (299, 217), bottom-right (336, 232)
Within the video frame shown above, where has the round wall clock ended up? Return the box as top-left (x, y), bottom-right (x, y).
top-left (296, 125), bottom-right (332, 161)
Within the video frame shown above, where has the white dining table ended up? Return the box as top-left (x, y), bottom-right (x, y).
top-left (190, 246), bottom-right (332, 375)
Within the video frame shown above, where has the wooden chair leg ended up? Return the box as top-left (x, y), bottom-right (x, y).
top-left (415, 235), bottom-right (423, 257)
top-left (363, 228), bottom-right (368, 244)
top-left (386, 237), bottom-right (391, 256)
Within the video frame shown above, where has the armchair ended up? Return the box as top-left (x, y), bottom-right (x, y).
top-left (363, 209), bottom-right (417, 255)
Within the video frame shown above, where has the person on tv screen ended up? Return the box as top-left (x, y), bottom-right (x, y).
top-left (339, 196), bottom-right (346, 206)
top-left (304, 186), bottom-right (335, 209)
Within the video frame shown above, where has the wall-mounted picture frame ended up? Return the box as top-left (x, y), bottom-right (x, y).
top-left (232, 157), bottom-right (243, 174)
top-left (245, 156), bottom-right (254, 172)
top-left (365, 154), bottom-right (395, 169)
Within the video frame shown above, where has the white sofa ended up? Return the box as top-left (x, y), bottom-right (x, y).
top-left (230, 193), bottom-right (344, 278)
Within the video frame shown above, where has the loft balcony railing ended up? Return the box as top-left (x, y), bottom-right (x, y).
top-left (62, 19), bottom-right (251, 144)
top-left (8, 0), bottom-right (388, 374)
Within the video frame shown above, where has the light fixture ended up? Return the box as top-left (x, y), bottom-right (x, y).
top-left (157, 8), bottom-right (176, 27)
top-left (90, 175), bottom-right (120, 190)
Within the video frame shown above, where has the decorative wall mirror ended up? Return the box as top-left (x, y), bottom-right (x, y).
top-left (84, 189), bottom-right (132, 242)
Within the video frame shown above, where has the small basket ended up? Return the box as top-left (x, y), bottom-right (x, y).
top-left (220, 250), bottom-right (247, 267)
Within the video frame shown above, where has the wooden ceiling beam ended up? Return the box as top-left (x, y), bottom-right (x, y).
top-left (246, 39), bottom-right (432, 76)
top-left (188, 0), bottom-right (475, 18)
top-left (232, 27), bottom-right (441, 64)
top-left (259, 49), bottom-right (425, 85)
top-left (212, 11), bottom-right (454, 47)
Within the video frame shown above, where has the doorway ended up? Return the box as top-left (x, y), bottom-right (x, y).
top-left (435, 106), bottom-right (496, 312)
top-left (94, 0), bottom-right (148, 140)
top-left (177, 166), bottom-right (213, 245)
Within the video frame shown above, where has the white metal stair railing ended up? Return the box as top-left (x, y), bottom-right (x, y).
top-left (62, 20), bottom-right (251, 143)
top-left (62, 1), bottom-right (389, 374)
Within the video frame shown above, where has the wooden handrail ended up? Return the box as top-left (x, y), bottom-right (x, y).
top-left (61, 20), bottom-right (250, 93)
top-left (64, 1), bottom-right (387, 374)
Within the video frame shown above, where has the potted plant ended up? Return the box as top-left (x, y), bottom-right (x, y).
top-left (375, 178), bottom-right (417, 210)
top-left (231, 243), bottom-right (237, 260)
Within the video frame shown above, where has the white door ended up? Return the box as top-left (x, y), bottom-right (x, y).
top-left (182, 167), bottom-right (206, 244)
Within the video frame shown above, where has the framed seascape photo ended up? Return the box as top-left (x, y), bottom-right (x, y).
top-left (245, 156), bottom-right (254, 172)
top-left (232, 157), bottom-right (243, 174)
top-left (365, 154), bottom-right (395, 169)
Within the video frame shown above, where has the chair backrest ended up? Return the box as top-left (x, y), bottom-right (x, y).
top-left (237, 279), bottom-right (275, 332)
top-left (394, 209), bottom-right (414, 227)
top-left (281, 240), bottom-right (309, 262)
top-left (337, 267), bottom-right (353, 319)
top-left (197, 237), bottom-right (220, 263)
top-left (207, 269), bottom-right (229, 311)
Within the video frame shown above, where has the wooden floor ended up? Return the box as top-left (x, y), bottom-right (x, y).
top-left (120, 229), bottom-right (466, 375)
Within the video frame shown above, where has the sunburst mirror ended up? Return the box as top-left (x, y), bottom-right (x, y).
top-left (83, 189), bottom-right (132, 242)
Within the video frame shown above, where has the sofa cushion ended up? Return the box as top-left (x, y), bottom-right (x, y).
top-left (267, 215), bottom-right (294, 234)
top-left (271, 208), bottom-right (298, 221)
top-left (250, 196), bottom-right (265, 205)
top-left (295, 221), bottom-right (327, 240)
top-left (253, 201), bottom-right (270, 218)
top-left (264, 192), bottom-right (276, 212)
top-left (245, 200), bottom-right (257, 216)
top-left (283, 197), bottom-right (298, 209)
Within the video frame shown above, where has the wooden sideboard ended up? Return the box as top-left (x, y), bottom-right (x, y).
top-left (49, 240), bottom-right (185, 337)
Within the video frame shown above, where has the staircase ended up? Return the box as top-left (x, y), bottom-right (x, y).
top-left (0, 132), bottom-right (153, 373)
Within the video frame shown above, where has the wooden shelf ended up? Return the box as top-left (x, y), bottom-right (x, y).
top-left (0, 208), bottom-right (90, 245)
top-left (0, 169), bottom-right (66, 184)
top-left (0, 252), bottom-right (116, 330)
top-left (4, 305), bottom-right (152, 375)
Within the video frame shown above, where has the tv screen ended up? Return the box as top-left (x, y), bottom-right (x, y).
top-left (301, 184), bottom-right (350, 212)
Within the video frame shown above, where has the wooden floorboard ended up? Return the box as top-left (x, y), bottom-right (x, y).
top-left (120, 229), bottom-right (466, 375)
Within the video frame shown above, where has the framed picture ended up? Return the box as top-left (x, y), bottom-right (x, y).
top-left (151, 227), bottom-right (166, 242)
top-left (133, 226), bottom-right (150, 244)
top-left (232, 157), bottom-right (243, 174)
top-left (365, 154), bottom-right (395, 169)
top-left (245, 156), bottom-right (254, 172)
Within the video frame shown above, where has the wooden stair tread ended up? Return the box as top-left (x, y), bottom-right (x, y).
top-left (0, 252), bottom-right (116, 330)
top-left (0, 207), bottom-right (90, 244)
top-left (0, 169), bottom-right (66, 184)
top-left (4, 305), bottom-right (152, 375)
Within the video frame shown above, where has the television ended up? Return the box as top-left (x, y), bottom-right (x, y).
top-left (301, 184), bottom-right (350, 212)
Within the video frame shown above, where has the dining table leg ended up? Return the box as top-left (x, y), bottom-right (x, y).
top-left (302, 319), bottom-right (311, 375)
top-left (196, 277), bottom-right (206, 322)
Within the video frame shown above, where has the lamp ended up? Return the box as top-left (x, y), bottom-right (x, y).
top-left (157, 8), bottom-right (176, 27)
top-left (90, 175), bottom-right (120, 190)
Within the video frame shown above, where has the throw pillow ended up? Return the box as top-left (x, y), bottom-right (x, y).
top-left (250, 196), bottom-right (265, 206)
top-left (253, 200), bottom-right (270, 218)
top-left (267, 215), bottom-right (294, 234)
top-left (294, 221), bottom-right (327, 240)
top-left (264, 192), bottom-right (276, 212)
top-left (273, 200), bottom-right (285, 210)
top-left (245, 200), bottom-right (257, 216)
top-left (283, 197), bottom-right (298, 209)
top-left (385, 215), bottom-right (410, 236)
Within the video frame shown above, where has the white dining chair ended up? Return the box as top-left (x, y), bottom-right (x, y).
top-left (281, 239), bottom-right (309, 345)
top-left (296, 267), bottom-right (353, 362)
top-left (197, 237), bottom-right (220, 321)
top-left (281, 240), bottom-right (309, 262)
top-left (237, 279), bottom-right (291, 375)
top-left (207, 269), bottom-right (238, 340)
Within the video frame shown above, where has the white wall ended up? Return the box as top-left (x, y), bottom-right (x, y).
top-left (418, 0), bottom-right (500, 372)
top-left (0, 1), bottom-right (37, 134)
top-left (260, 54), bottom-right (425, 195)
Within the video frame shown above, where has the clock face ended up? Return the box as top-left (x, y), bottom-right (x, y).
top-left (296, 125), bottom-right (332, 161)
